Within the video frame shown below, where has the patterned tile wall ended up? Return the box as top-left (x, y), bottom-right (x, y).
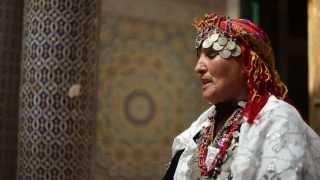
top-left (0, 0), bottom-right (23, 179)
top-left (94, 0), bottom-right (227, 179)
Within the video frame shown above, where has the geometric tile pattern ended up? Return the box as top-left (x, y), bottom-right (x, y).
top-left (17, 1), bottom-right (97, 179)
top-left (0, 0), bottom-right (23, 179)
top-left (94, 14), bottom-right (207, 180)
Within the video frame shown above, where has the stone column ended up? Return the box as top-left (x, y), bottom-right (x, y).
top-left (17, 1), bottom-right (97, 179)
top-left (0, 0), bottom-right (23, 179)
top-left (308, 0), bottom-right (320, 134)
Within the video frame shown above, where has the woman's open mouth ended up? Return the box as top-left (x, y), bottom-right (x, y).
top-left (201, 78), bottom-right (212, 89)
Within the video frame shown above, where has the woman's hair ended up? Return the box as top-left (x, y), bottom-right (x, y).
top-left (193, 13), bottom-right (288, 124)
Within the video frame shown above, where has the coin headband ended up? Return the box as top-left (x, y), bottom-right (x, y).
top-left (195, 27), bottom-right (242, 59)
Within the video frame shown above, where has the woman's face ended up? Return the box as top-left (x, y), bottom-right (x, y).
top-left (194, 48), bottom-right (248, 104)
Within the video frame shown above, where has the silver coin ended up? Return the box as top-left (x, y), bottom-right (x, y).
top-left (202, 38), bottom-right (213, 48)
top-left (212, 42), bottom-right (224, 51)
top-left (231, 45), bottom-right (241, 57)
top-left (219, 49), bottom-right (231, 59)
top-left (226, 40), bottom-right (236, 50)
top-left (209, 33), bottom-right (219, 42)
top-left (218, 36), bottom-right (228, 46)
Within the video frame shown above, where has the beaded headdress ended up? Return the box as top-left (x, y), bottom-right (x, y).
top-left (193, 13), bottom-right (288, 123)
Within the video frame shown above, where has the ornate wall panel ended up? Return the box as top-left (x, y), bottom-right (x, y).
top-left (17, 0), bottom-right (97, 179)
top-left (0, 0), bottom-right (23, 179)
top-left (95, 1), bottom-right (227, 179)
top-left (308, 0), bottom-right (320, 134)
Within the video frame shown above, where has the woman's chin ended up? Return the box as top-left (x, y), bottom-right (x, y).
top-left (202, 93), bottom-right (218, 104)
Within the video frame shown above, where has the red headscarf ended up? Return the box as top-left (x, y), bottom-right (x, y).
top-left (194, 13), bottom-right (288, 124)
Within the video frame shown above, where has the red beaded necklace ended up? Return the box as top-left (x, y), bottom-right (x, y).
top-left (198, 109), bottom-right (243, 178)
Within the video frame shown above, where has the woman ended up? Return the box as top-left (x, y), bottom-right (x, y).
top-left (163, 13), bottom-right (320, 180)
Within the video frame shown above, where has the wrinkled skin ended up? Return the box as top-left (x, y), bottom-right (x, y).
top-left (194, 48), bottom-right (248, 104)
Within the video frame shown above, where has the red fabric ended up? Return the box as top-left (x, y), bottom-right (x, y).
top-left (194, 13), bottom-right (289, 124)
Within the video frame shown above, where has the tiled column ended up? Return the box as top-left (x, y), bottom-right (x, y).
top-left (17, 1), bottom-right (97, 179)
top-left (0, 0), bottom-right (23, 179)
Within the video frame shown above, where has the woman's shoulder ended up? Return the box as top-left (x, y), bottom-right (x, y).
top-left (240, 95), bottom-right (320, 155)
top-left (241, 95), bottom-right (320, 156)
top-left (257, 95), bottom-right (307, 130)
top-left (261, 95), bottom-right (300, 118)
top-left (236, 95), bottom-right (320, 180)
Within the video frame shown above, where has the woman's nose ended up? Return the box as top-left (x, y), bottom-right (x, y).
top-left (194, 58), bottom-right (207, 75)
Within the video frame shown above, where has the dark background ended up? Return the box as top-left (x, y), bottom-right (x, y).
top-left (241, 0), bottom-right (308, 121)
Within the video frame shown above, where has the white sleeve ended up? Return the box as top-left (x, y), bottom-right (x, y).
top-left (231, 101), bottom-right (320, 180)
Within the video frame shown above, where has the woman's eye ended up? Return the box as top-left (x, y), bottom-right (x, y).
top-left (207, 53), bottom-right (217, 59)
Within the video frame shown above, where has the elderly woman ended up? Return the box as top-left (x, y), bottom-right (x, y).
top-left (163, 13), bottom-right (320, 180)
